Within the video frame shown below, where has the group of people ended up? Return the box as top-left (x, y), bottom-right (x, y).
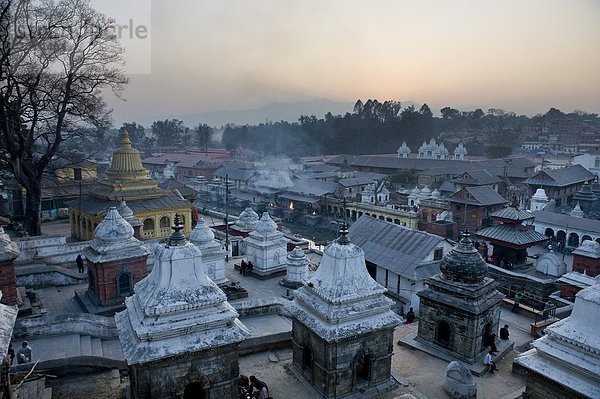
top-left (483, 324), bottom-right (511, 374)
top-left (7, 341), bottom-right (32, 365)
top-left (239, 260), bottom-right (254, 276)
top-left (239, 375), bottom-right (271, 399)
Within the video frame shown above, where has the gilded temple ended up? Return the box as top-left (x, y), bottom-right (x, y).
top-left (69, 131), bottom-right (192, 240)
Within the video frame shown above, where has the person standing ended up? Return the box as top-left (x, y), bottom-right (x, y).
top-left (7, 344), bottom-right (15, 365)
top-left (76, 254), bottom-right (85, 273)
top-left (512, 292), bottom-right (523, 313)
top-left (499, 324), bottom-right (510, 340)
top-left (17, 341), bottom-right (32, 364)
top-left (405, 307), bottom-right (415, 324)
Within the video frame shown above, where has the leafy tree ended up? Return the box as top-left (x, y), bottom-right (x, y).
top-left (0, 0), bottom-right (127, 236)
top-left (440, 107), bottom-right (461, 120)
top-left (151, 119), bottom-right (185, 147)
top-left (195, 123), bottom-right (213, 154)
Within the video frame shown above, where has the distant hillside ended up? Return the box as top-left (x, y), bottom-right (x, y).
top-left (173, 98), bottom-right (356, 127)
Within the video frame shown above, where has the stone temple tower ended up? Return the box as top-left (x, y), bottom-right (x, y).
top-left (289, 224), bottom-right (401, 398)
top-left (416, 230), bottom-right (504, 364)
top-left (115, 216), bottom-right (250, 399)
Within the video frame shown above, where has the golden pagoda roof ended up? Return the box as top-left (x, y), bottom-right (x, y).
top-left (105, 131), bottom-right (149, 181)
top-left (94, 131), bottom-right (163, 200)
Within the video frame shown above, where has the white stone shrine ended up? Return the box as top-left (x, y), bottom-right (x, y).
top-left (189, 216), bottom-right (227, 285)
top-left (529, 188), bottom-right (550, 212)
top-left (397, 141), bottom-right (411, 158)
top-left (115, 217), bottom-right (250, 399)
top-left (234, 206), bottom-right (259, 234)
top-left (288, 224), bottom-right (401, 398)
top-left (282, 246), bottom-right (309, 288)
top-left (514, 280), bottom-right (600, 399)
top-left (244, 212), bottom-right (288, 277)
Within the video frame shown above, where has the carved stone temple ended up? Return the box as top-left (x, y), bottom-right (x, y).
top-left (289, 224), bottom-right (401, 398)
top-left (115, 217), bottom-right (250, 399)
top-left (244, 212), bottom-right (288, 277)
top-left (416, 230), bottom-right (504, 364)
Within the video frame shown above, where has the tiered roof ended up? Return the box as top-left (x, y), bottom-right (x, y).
top-left (289, 225), bottom-right (401, 342)
top-left (115, 219), bottom-right (249, 364)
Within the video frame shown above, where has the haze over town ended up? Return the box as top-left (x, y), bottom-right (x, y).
top-left (94, 0), bottom-right (600, 126)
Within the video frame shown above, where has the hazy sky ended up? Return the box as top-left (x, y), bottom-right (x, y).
top-left (96, 0), bottom-right (600, 125)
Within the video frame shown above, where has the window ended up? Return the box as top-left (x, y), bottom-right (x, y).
top-left (116, 270), bottom-right (133, 297)
top-left (434, 248), bottom-right (443, 260)
top-left (595, 158), bottom-right (600, 168)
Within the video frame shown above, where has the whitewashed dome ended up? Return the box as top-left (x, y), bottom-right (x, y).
top-left (535, 252), bottom-right (566, 277)
top-left (532, 188), bottom-right (549, 200)
top-left (411, 186), bottom-right (421, 196)
top-left (255, 212), bottom-right (278, 235)
top-left (189, 216), bottom-right (215, 245)
top-left (235, 207), bottom-right (259, 231)
top-left (117, 200), bottom-right (142, 227)
top-left (95, 207), bottom-right (134, 242)
top-left (420, 185), bottom-right (431, 197)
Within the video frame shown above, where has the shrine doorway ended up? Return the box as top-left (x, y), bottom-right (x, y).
top-left (183, 382), bottom-right (205, 399)
top-left (355, 352), bottom-right (371, 384)
top-left (436, 320), bottom-right (451, 348)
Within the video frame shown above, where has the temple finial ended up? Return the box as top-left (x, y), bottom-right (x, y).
top-left (168, 214), bottom-right (185, 246)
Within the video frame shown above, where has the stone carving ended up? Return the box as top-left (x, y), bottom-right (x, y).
top-left (443, 361), bottom-right (477, 399)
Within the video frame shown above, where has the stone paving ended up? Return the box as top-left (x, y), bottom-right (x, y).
top-left (16, 226), bottom-right (537, 398)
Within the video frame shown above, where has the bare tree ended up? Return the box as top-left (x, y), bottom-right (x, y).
top-left (0, 0), bottom-right (127, 235)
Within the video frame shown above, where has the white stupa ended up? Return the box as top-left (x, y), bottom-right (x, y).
top-left (84, 207), bottom-right (148, 264)
top-left (514, 281), bottom-right (600, 398)
top-left (244, 212), bottom-right (288, 277)
top-left (282, 246), bottom-right (309, 288)
top-left (115, 216), bottom-right (250, 365)
top-left (288, 224), bottom-right (401, 397)
top-left (189, 216), bottom-right (227, 285)
top-left (529, 188), bottom-right (550, 212)
top-left (570, 202), bottom-right (584, 218)
top-left (234, 207), bottom-right (259, 233)
top-left (408, 186), bottom-right (421, 207)
top-left (117, 200), bottom-right (142, 231)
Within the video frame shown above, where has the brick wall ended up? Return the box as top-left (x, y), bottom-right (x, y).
top-left (88, 255), bottom-right (148, 307)
top-left (0, 259), bottom-right (17, 304)
top-left (572, 254), bottom-right (600, 277)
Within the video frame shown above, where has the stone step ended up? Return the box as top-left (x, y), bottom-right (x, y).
top-left (79, 335), bottom-right (92, 356)
top-left (91, 337), bottom-right (103, 357)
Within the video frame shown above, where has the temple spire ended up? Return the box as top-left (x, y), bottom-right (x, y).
top-left (168, 214), bottom-right (185, 246)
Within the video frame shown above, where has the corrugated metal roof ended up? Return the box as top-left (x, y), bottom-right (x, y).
top-left (448, 186), bottom-right (508, 206)
top-left (490, 206), bottom-right (534, 221)
top-left (348, 215), bottom-right (444, 279)
top-left (532, 211), bottom-right (600, 234)
top-left (475, 224), bottom-right (548, 246)
top-left (524, 164), bottom-right (594, 187)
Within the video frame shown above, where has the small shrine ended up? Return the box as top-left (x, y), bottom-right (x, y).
top-left (453, 142), bottom-right (468, 160)
top-left (475, 203), bottom-right (548, 268)
top-left (281, 246), bottom-right (309, 288)
top-left (0, 226), bottom-right (20, 305)
top-left (232, 207), bottom-right (260, 237)
top-left (289, 224), bottom-right (401, 398)
top-left (397, 141), bottom-right (411, 158)
top-left (244, 212), bottom-right (288, 277)
top-left (514, 281), bottom-right (600, 399)
top-left (416, 230), bottom-right (504, 364)
top-left (115, 216), bottom-right (250, 399)
top-left (188, 216), bottom-right (227, 285)
top-left (82, 207), bottom-right (149, 311)
top-left (572, 181), bottom-right (597, 215)
top-left (529, 188), bottom-right (550, 211)
top-left (117, 200), bottom-right (142, 239)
